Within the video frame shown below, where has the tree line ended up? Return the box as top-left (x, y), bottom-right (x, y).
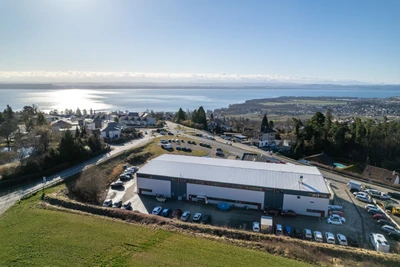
top-left (174, 106), bottom-right (208, 129)
top-left (291, 110), bottom-right (400, 171)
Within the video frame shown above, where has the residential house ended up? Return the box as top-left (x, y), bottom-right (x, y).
top-left (50, 119), bottom-right (72, 132)
top-left (93, 116), bottom-right (103, 129)
top-left (362, 166), bottom-right (400, 186)
top-left (101, 122), bottom-right (122, 140)
top-left (251, 128), bottom-right (276, 147)
top-left (118, 112), bottom-right (156, 127)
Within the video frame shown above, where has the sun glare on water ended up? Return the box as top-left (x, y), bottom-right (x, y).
top-left (27, 89), bottom-right (115, 112)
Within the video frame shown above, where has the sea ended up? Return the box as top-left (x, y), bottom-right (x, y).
top-left (0, 87), bottom-right (399, 113)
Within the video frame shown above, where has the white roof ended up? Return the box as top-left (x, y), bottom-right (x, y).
top-left (138, 154), bottom-right (329, 194)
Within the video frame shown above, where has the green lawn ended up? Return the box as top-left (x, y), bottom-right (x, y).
top-left (0, 193), bottom-right (311, 267)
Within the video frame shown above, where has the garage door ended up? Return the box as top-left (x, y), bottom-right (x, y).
top-left (137, 177), bottom-right (171, 198)
top-left (187, 183), bottom-right (265, 209)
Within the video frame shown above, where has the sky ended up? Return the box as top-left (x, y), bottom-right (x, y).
top-left (0, 0), bottom-right (399, 84)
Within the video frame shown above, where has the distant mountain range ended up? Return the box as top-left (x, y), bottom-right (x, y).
top-left (0, 82), bottom-right (399, 90)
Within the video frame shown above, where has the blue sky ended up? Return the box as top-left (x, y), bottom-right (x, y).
top-left (0, 0), bottom-right (399, 84)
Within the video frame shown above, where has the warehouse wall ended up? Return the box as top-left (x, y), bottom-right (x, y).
top-left (264, 190), bottom-right (284, 210)
top-left (282, 194), bottom-right (329, 217)
top-left (136, 177), bottom-right (171, 197)
top-left (187, 183), bottom-right (265, 209)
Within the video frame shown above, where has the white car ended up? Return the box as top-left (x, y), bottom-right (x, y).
top-left (327, 217), bottom-right (343, 225)
top-left (365, 204), bottom-right (376, 210)
top-left (325, 232), bottom-right (336, 244)
top-left (304, 229), bottom-right (313, 240)
top-left (336, 234), bottom-right (348, 246)
top-left (252, 222), bottom-right (260, 232)
top-left (181, 211), bottom-right (191, 222)
top-left (313, 231), bottom-right (323, 242)
top-left (355, 192), bottom-right (368, 198)
top-left (193, 212), bottom-right (202, 222)
top-left (381, 225), bottom-right (396, 234)
top-left (380, 193), bottom-right (391, 200)
top-left (152, 206), bottom-right (163, 215)
top-left (356, 195), bottom-right (372, 203)
top-left (330, 214), bottom-right (346, 223)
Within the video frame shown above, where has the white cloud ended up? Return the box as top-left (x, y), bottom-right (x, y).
top-left (0, 71), bottom-right (369, 85)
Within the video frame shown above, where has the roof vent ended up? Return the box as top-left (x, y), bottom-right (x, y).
top-left (299, 175), bottom-right (303, 184)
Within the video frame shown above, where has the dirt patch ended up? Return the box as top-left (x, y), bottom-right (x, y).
top-left (44, 193), bottom-right (400, 267)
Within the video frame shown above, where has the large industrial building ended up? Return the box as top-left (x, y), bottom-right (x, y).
top-left (136, 154), bottom-right (331, 217)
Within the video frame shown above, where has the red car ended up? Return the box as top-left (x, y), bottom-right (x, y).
top-left (281, 209), bottom-right (297, 217)
top-left (263, 208), bottom-right (279, 216)
top-left (172, 209), bottom-right (183, 219)
top-left (329, 211), bottom-right (344, 217)
top-left (373, 213), bottom-right (387, 220)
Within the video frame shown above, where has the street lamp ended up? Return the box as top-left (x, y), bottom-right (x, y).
top-left (42, 176), bottom-right (47, 194)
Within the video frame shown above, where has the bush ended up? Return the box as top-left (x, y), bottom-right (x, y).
top-left (68, 168), bottom-right (106, 205)
top-left (110, 164), bottom-right (124, 183)
top-left (126, 152), bottom-right (152, 165)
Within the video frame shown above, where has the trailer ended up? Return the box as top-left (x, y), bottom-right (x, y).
top-left (260, 216), bottom-right (273, 233)
top-left (347, 180), bottom-right (362, 192)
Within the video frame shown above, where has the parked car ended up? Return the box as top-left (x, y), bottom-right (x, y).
top-left (388, 191), bottom-right (400, 200)
top-left (191, 141), bottom-right (197, 145)
top-left (172, 209), bottom-right (183, 219)
top-left (327, 217), bottom-right (342, 225)
top-left (275, 224), bottom-right (283, 235)
top-left (152, 206), bottom-right (163, 215)
top-left (325, 232), bottom-right (336, 244)
top-left (388, 231), bottom-right (400, 241)
top-left (313, 231), bottom-right (323, 242)
top-left (216, 151), bottom-right (224, 156)
top-left (354, 192), bottom-right (368, 198)
top-left (377, 219), bottom-right (396, 228)
top-left (336, 234), bottom-right (348, 246)
top-left (373, 214), bottom-right (388, 220)
top-left (356, 195), bottom-right (372, 203)
top-left (329, 214), bottom-right (346, 223)
top-left (112, 200), bottom-right (122, 208)
top-left (381, 225), bottom-right (396, 234)
top-left (119, 174), bottom-right (131, 181)
top-left (281, 210), bottom-right (297, 217)
top-left (263, 208), bottom-right (279, 216)
top-left (380, 193), bottom-right (391, 200)
top-left (284, 226), bottom-right (293, 236)
top-left (368, 208), bottom-right (384, 215)
top-left (294, 228), bottom-right (302, 239)
top-left (252, 222), bottom-right (260, 232)
top-left (103, 199), bottom-right (113, 207)
top-left (187, 140), bottom-right (192, 144)
top-left (347, 236), bottom-right (359, 247)
top-left (161, 208), bottom-right (172, 217)
top-left (193, 212), bottom-right (202, 222)
top-left (365, 204), bottom-right (376, 210)
top-left (176, 146), bottom-right (181, 150)
top-left (328, 205), bottom-right (343, 211)
top-left (181, 139), bottom-right (185, 143)
top-left (168, 132), bottom-right (174, 135)
top-left (161, 139), bottom-right (168, 144)
top-left (202, 214), bottom-right (212, 224)
top-left (181, 211), bottom-right (191, 222)
top-left (121, 202), bottom-right (132, 210)
top-left (304, 229), bottom-right (313, 240)
top-left (111, 181), bottom-right (124, 189)
top-left (328, 210), bottom-right (344, 217)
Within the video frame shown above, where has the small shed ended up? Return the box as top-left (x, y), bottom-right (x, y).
top-left (260, 216), bottom-right (273, 233)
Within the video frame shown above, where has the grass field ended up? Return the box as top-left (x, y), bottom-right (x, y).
top-left (143, 137), bottom-right (209, 158)
top-left (0, 190), bottom-right (310, 267)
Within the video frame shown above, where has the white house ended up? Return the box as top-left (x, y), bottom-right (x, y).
top-left (101, 122), bottom-right (122, 140)
top-left (118, 112), bottom-right (156, 127)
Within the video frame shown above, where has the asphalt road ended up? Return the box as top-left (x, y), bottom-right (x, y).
top-left (0, 133), bottom-right (154, 216)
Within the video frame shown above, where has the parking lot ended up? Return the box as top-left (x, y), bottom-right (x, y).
top-left (329, 179), bottom-right (400, 252)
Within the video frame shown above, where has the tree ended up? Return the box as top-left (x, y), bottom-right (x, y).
top-left (324, 109), bottom-right (333, 140)
top-left (0, 105), bottom-right (18, 150)
top-left (261, 114), bottom-right (269, 132)
top-left (210, 113), bottom-right (214, 120)
top-left (269, 120), bottom-right (275, 129)
top-left (82, 109), bottom-right (87, 116)
top-left (292, 118), bottom-right (303, 139)
top-left (174, 108), bottom-right (186, 123)
top-left (75, 127), bottom-right (81, 139)
top-left (76, 108), bottom-right (82, 117)
top-left (197, 106), bottom-right (207, 129)
top-left (59, 130), bottom-right (76, 161)
top-left (34, 126), bottom-right (52, 153)
top-left (36, 112), bottom-right (47, 125)
top-left (25, 119), bottom-right (34, 132)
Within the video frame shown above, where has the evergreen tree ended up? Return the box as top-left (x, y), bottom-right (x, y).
top-left (261, 114), bottom-right (269, 132)
top-left (36, 112), bottom-right (47, 125)
top-left (324, 109), bottom-right (333, 140)
top-left (269, 120), bottom-right (274, 129)
top-left (197, 106), bottom-right (207, 129)
top-left (75, 127), bottom-right (81, 139)
top-left (76, 108), bottom-right (82, 117)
